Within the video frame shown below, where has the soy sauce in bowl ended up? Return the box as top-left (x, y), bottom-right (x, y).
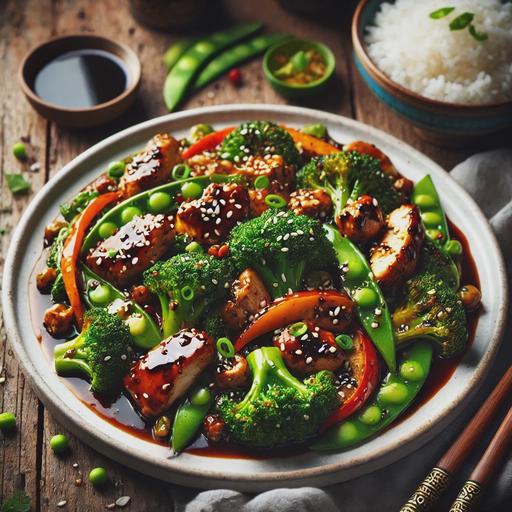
top-left (33, 49), bottom-right (128, 109)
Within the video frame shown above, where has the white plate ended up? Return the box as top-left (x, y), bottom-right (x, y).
top-left (2, 105), bottom-right (508, 491)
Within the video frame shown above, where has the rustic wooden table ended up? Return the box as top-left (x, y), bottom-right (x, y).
top-left (0, 1), bottom-right (505, 511)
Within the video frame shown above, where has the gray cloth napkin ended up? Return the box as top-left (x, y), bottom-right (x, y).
top-left (175, 149), bottom-right (512, 512)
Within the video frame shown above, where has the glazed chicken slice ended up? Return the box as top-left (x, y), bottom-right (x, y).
top-left (86, 213), bottom-right (175, 287)
top-left (233, 154), bottom-right (295, 190)
top-left (188, 153), bottom-right (234, 177)
top-left (289, 188), bottom-right (333, 221)
top-left (370, 204), bottom-right (424, 288)
top-left (120, 133), bottom-right (182, 198)
top-left (175, 182), bottom-right (249, 246)
top-left (336, 195), bottom-right (385, 245)
top-left (221, 268), bottom-right (271, 334)
top-left (274, 321), bottom-right (345, 375)
top-left (124, 329), bottom-right (214, 418)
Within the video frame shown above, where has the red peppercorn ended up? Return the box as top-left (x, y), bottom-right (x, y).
top-left (217, 244), bottom-right (230, 258)
top-left (208, 245), bottom-right (219, 256)
top-left (228, 68), bottom-right (242, 87)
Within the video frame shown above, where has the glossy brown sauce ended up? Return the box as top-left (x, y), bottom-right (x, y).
top-left (29, 216), bottom-right (480, 459)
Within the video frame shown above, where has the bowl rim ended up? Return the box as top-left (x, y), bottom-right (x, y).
top-left (263, 38), bottom-right (335, 90)
top-left (352, 0), bottom-right (512, 111)
top-left (18, 33), bottom-right (142, 114)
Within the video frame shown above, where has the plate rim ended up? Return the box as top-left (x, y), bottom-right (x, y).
top-left (2, 104), bottom-right (508, 491)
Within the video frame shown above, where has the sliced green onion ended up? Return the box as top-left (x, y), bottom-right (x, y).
top-left (449, 12), bottom-right (474, 31)
top-left (335, 334), bottom-right (354, 351)
top-left (181, 285), bottom-right (195, 301)
top-left (289, 321), bottom-right (308, 338)
top-left (468, 24), bottom-right (488, 42)
top-left (429, 7), bottom-right (455, 19)
top-left (265, 194), bottom-right (287, 208)
top-left (172, 164), bottom-right (191, 181)
top-left (216, 337), bottom-right (235, 358)
top-left (254, 175), bottom-right (270, 190)
top-left (185, 241), bottom-right (203, 253)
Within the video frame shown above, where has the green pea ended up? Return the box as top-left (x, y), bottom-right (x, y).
top-left (302, 123), bottom-right (327, 139)
top-left (422, 212), bottom-right (443, 227)
top-left (98, 222), bottom-right (118, 239)
top-left (177, 55), bottom-right (199, 71)
top-left (426, 229), bottom-right (444, 242)
top-left (195, 41), bottom-right (215, 54)
top-left (50, 433), bottom-right (69, 454)
top-left (337, 422), bottom-right (358, 444)
top-left (446, 240), bottom-right (463, 256)
top-left (353, 287), bottom-right (378, 308)
top-left (0, 412), bottom-right (16, 431)
top-left (127, 315), bottom-right (147, 337)
top-left (89, 284), bottom-right (111, 305)
top-left (185, 241), bottom-right (203, 253)
top-left (254, 175), bottom-right (270, 190)
top-left (399, 360), bottom-right (425, 382)
top-left (414, 194), bottom-right (436, 208)
top-left (190, 123), bottom-right (213, 142)
top-left (190, 388), bottom-right (211, 407)
top-left (88, 467), bottom-right (109, 488)
top-left (121, 206), bottom-right (142, 224)
top-left (181, 181), bottom-right (203, 199)
top-left (12, 142), bottom-right (27, 161)
top-left (379, 382), bottom-right (409, 405)
top-left (148, 191), bottom-right (172, 213)
top-left (107, 161), bottom-right (125, 179)
top-left (359, 405), bottom-right (382, 426)
top-left (346, 257), bottom-right (365, 280)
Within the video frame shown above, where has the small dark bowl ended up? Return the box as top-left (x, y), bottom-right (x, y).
top-left (352, 0), bottom-right (512, 144)
top-left (19, 34), bottom-right (141, 127)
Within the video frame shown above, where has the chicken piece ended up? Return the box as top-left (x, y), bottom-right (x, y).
top-left (86, 213), bottom-right (175, 287)
top-left (233, 155), bottom-right (295, 190)
top-left (203, 414), bottom-right (226, 443)
top-left (221, 268), bottom-right (271, 334)
top-left (248, 188), bottom-right (270, 217)
top-left (187, 153), bottom-right (233, 177)
top-left (124, 328), bottom-right (214, 418)
top-left (370, 204), bottom-right (424, 288)
top-left (44, 219), bottom-right (68, 245)
top-left (91, 173), bottom-right (118, 194)
top-left (175, 182), bottom-right (249, 246)
top-left (43, 304), bottom-right (74, 337)
top-left (36, 267), bottom-right (58, 294)
top-left (336, 195), bottom-right (385, 245)
top-left (215, 355), bottom-right (249, 389)
top-left (289, 188), bottom-right (333, 220)
top-left (120, 133), bottom-right (182, 197)
top-left (274, 321), bottom-right (345, 375)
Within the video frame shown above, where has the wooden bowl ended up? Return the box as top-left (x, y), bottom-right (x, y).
top-left (19, 34), bottom-right (141, 127)
top-left (352, 0), bottom-right (512, 143)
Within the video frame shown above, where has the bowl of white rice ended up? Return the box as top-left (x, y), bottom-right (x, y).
top-left (352, 0), bottom-right (512, 142)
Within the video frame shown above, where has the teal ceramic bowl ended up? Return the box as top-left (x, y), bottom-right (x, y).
top-left (263, 39), bottom-right (335, 99)
top-left (352, 0), bottom-right (512, 143)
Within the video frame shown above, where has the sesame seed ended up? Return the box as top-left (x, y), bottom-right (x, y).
top-left (142, 392), bottom-right (149, 399)
top-left (281, 247), bottom-right (289, 252)
top-left (371, 321), bottom-right (379, 328)
top-left (57, 500), bottom-right (67, 508)
top-left (104, 355), bottom-right (111, 362)
top-left (305, 356), bottom-right (313, 364)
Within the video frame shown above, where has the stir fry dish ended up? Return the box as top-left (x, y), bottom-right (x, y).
top-left (34, 120), bottom-right (481, 455)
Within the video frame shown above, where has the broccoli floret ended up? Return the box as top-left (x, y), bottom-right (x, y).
top-left (228, 209), bottom-right (337, 299)
top-left (219, 121), bottom-right (301, 168)
top-left (392, 242), bottom-right (467, 358)
top-left (217, 346), bottom-right (340, 448)
top-left (46, 225), bottom-right (70, 269)
top-left (50, 273), bottom-right (68, 304)
top-left (420, 239), bottom-right (460, 290)
top-left (200, 311), bottom-right (226, 340)
top-left (143, 252), bottom-right (234, 338)
top-left (59, 189), bottom-right (99, 222)
top-left (53, 308), bottom-right (131, 396)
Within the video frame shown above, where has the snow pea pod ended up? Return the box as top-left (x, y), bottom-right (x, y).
top-left (81, 176), bottom-right (209, 254)
top-left (171, 387), bottom-right (212, 454)
top-left (194, 33), bottom-right (290, 90)
top-left (81, 264), bottom-right (161, 349)
top-left (163, 38), bottom-right (195, 71)
top-left (324, 224), bottom-right (396, 372)
top-left (163, 23), bottom-right (262, 111)
top-left (311, 340), bottom-right (433, 451)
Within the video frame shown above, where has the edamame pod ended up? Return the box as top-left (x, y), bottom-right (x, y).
top-left (324, 224), bottom-right (396, 372)
top-left (81, 264), bottom-right (161, 349)
top-left (171, 387), bottom-right (212, 454)
top-left (163, 38), bottom-right (195, 71)
top-left (163, 23), bottom-right (262, 111)
top-left (81, 176), bottom-right (209, 254)
top-left (194, 33), bottom-right (290, 90)
top-left (311, 340), bottom-right (433, 451)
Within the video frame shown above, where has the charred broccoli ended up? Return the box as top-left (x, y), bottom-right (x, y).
top-left (46, 225), bottom-right (70, 304)
top-left (217, 346), bottom-right (340, 448)
top-left (228, 209), bottom-right (337, 299)
top-left (59, 189), bottom-right (99, 222)
top-left (53, 308), bottom-right (131, 396)
top-left (143, 252), bottom-right (234, 337)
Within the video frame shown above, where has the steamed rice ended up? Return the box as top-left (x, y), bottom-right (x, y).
top-left (364, 0), bottom-right (512, 105)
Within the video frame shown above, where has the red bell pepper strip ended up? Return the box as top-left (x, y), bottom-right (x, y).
top-left (61, 191), bottom-right (121, 329)
top-left (181, 127), bottom-right (234, 160)
top-left (284, 127), bottom-right (340, 156)
top-left (322, 327), bottom-right (380, 429)
top-left (234, 290), bottom-right (355, 352)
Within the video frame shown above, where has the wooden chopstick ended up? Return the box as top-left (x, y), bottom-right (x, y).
top-left (399, 366), bottom-right (512, 512)
top-left (448, 404), bottom-right (512, 512)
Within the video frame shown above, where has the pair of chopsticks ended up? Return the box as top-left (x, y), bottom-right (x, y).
top-left (400, 366), bottom-right (512, 512)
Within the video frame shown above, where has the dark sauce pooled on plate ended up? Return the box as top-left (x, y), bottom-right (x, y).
top-left (32, 49), bottom-right (128, 109)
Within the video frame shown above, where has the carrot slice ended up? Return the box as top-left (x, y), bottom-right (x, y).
top-left (285, 127), bottom-right (340, 156)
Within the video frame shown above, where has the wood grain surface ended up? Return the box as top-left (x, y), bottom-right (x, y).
top-left (0, 1), bottom-right (505, 510)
